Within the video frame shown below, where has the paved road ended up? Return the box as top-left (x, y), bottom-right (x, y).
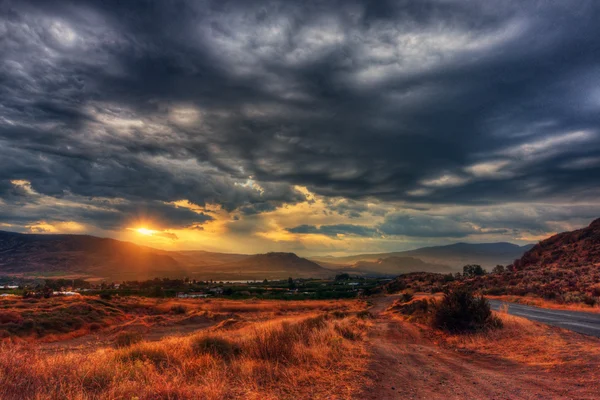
top-left (489, 300), bottom-right (600, 337)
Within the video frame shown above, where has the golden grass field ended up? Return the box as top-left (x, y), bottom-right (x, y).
top-left (1, 294), bottom-right (600, 399)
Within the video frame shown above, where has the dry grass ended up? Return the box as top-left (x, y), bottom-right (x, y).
top-left (0, 313), bottom-right (372, 400)
top-left (0, 296), bottom-right (364, 342)
top-left (442, 310), bottom-right (600, 372)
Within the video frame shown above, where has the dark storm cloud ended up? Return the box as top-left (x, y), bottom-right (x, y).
top-left (1, 0), bottom-right (600, 233)
top-left (287, 224), bottom-right (380, 238)
top-left (378, 213), bottom-right (509, 238)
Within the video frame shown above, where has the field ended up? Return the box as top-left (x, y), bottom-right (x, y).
top-left (1, 294), bottom-right (600, 399)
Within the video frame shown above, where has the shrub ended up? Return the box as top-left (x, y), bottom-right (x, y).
top-left (114, 331), bottom-right (143, 347)
top-left (399, 291), bottom-right (414, 303)
top-left (330, 310), bottom-right (347, 319)
top-left (99, 292), bottom-right (112, 300)
top-left (0, 312), bottom-right (21, 324)
top-left (334, 321), bottom-right (361, 340)
top-left (462, 265), bottom-right (486, 278)
top-left (170, 304), bottom-right (187, 314)
top-left (88, 322), bottom-right (102, 332)
top-left (432, 288), bottom-right (502, 333)
top-left (118, 345), bottom-right (171, 368)
top-left (248, 323), bottom-right (296, 363)
top-left (583, 295), bottom-right (598, 307)
top-left (191, 336), bottom-right (240, 359)
top-left (393, 299), bottom-right (432, 324)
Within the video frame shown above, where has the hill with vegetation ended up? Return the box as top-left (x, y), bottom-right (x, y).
top-left (384, 218), bottom-right (600, 306)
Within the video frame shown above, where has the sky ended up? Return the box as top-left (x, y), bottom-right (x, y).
top-left (1, 0), bottom-right (600, 256)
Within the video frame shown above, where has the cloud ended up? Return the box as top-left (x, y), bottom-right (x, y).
top-left (0, 0), bottom-right (600, 248)
top-left (287, 224), bottom-right (380, 238)
top-left (377, 213), bottom-right (500, 238)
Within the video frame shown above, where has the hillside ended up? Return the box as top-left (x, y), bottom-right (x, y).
top-left (197, 252), bottom-right (333, 280)
top-left (165, 250), bottom-right (249, 268)
top-left (514, 218), bottom-right (600, 270)
top-left (312, 242), bottom-right (534, 271)
top-left (385, 218), bottom-right (600, 305)
top-left (0, 231), bottom-right (331, 281)
top-left (0, 230), bottom-right (186, 281)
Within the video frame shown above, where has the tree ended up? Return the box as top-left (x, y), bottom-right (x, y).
top-left (492, 265), bottom-right (505, 274)
top-left (149, 286), bottom-right (165, 297)
top-left (335, 273), bottom-right (351, 281)
top-left (288, 277), bottom-right (296, 289)
top-left (462, 264), bottom-right (485, 278)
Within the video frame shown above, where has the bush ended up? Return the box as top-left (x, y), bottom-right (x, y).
top-left (170, 304), bottom-right (187, 314)
top-left (432, 288), bottom-right (502, 333)
top-left (99, 292), bottom-right (112, 300)
top-left (114, 331), bottom-right (143, 347)
top-left (399, 291), bottom-right (414, 303)
top-left (393, 299), bottom-right (432, 324)
top-left (462, 265), bottom-right (486, 278)
top-left (248, 323), bottom-right (297, 363)
top-left (118, 346), bottom-right (171, 368)
top-left (191, 336), bottom-right (241, 359)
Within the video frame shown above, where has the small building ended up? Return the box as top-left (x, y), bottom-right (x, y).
top-left (177, 292), bottom-right (210, 298)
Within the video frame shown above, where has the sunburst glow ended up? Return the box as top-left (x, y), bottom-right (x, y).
top-left (136, 227), bottom-right (156, 236)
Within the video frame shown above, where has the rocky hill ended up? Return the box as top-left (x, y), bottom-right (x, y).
top-left (385, 219), bottom-right (600, 305)
top-left (513, 218), bottom-right (600, 271)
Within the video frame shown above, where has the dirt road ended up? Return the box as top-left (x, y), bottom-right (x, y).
top-left (361, 295), bottom-right (598, 399)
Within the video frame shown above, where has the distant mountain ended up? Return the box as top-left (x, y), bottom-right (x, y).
top-left (165, 250), bottom-right (248, 267)
top-left (0, 230), bottom-right (185, 281)
top-left (0, 231), bottom-right (331, 281)
top-left (346, 256), bottom-right (451, 276)
top-left (197, 252), bottom-right (333, 280)
top-left (312, 242), bottom-right (534, 272)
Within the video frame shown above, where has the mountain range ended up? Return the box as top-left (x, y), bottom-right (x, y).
top-left (311, 242), bottom-right (534, 272)
top-left (0, 230), bottom-right (534, 281)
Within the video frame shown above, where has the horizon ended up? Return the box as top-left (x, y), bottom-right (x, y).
top-left (0, 226), bottom-right (538, 259)
top-left (2, 1), bottom-right (600, 256)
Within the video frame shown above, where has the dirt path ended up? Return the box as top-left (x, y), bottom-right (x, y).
top-left (361, 295), bottom-right (597, 399)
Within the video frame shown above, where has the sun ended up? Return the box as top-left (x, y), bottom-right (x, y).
top-left (136, 227), bottom-right (156, 236)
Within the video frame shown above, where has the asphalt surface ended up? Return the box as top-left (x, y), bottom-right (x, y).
top-left (489, 300), bottom-right (600, 338)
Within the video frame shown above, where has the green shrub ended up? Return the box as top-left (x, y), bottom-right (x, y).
top-left (432, 288), bottom-right (502, 333)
